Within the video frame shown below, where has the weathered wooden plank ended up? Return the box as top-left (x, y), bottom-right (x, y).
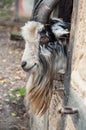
top-left (60, 0), bottom-right (78, 128)
top-left (63, 0), bottom-right (86, 129)
top-left (67, 89), bottom-right (86, 130)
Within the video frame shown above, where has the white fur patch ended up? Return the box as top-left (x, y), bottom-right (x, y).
top-left (21, 21), bottom-right (44, 43)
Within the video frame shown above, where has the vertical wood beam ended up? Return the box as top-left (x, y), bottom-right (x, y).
top-left (62, 0), bottom-right (86, 129)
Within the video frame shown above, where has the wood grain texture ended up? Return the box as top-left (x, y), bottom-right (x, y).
top-left (64, 0), bottom-right (86, 130)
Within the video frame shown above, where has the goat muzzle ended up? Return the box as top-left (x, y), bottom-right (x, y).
top-left (21, 63), bottom-right (37, 72)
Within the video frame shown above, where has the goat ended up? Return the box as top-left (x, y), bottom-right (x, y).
top-left (21, 18), bottom-right (70, 115)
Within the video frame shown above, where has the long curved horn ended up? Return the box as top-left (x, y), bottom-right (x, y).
top-left (32, 0), bottom-right (59, 24)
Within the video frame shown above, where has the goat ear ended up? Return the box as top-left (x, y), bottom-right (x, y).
top-left (50, 18), bottom-right (70, 38)
top-left (55, 29), bottom-right (69, 38)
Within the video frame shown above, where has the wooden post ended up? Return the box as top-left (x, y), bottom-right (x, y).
top-left (62, 0), bottom-right (86, 129)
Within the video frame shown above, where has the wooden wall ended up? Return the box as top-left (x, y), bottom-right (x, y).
top-left (62, 0), bottom-right (86, 129)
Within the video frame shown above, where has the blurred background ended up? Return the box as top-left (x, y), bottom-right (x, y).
top-left (0, 1), bottom-right (34, 130)
top-left (0, 0), bottom-right (34, 21)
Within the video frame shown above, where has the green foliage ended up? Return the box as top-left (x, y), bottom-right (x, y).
top-left (8, 88), bottom-right (26, 101)
top-left (19, 88), bottom-right (26, 95)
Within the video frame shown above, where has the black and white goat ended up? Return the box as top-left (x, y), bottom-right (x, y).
top-left (21, 18), bottom-right (70, 115)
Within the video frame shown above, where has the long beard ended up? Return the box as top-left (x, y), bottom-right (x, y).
top-left (25, 40), bottom-right (67, 116)
top-left (25, 50), bottom-right (55, 116)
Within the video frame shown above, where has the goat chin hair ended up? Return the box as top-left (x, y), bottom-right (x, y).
top-left (25, 52), bottom-right (55, 116)
top-left (22, 18), bottom-right (70, 116)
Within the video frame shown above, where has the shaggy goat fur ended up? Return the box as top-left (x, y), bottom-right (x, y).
top-left (21, 18), bottom-right (70, 115)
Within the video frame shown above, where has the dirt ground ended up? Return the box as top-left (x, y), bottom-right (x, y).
top-left (0, 29), bottom-right (30, 130)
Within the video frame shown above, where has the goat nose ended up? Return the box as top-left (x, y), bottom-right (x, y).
top-left (21, 61), bottom-right (27, 68)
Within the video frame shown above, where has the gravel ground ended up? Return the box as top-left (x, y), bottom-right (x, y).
top-left (0, 30), bottom-right (30, 130)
